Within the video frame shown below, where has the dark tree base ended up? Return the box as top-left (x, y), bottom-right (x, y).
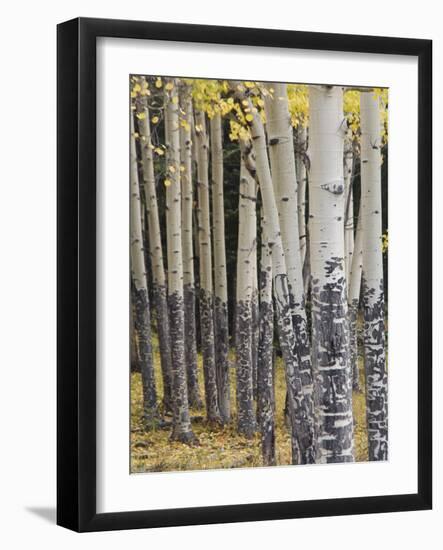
top-left (170, 430), bottom-right (200, 446)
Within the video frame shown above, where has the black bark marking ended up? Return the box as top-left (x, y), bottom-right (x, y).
top-left (235, 299), bottom-right (257, 438)
top-left (132, 285), bottom-right (160, 429)
top-left (362, 278), bottom-right (388, 461)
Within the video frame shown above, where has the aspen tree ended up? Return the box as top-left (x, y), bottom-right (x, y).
top-left (348, 215), bottom-right (363, 392)
top-left (264, 82), bottom-right (314, 416)
top-left (360, 91), bottom-right (388, 460)
top-left (134, 77), bottom-right (173, 413)
top-left (296, 125), bottom-right (308, 266)
top-left (257, 210), bottom-right (276, 465)
top-left (179, 87), bottom-right (203, 409)
top-left (195, 109), bottom-right (222, 424)
top-left (235, 157), bottom-right (257, 437)
top-left (308, 85), bottom-right (354, 463)
top-left (234, 82), bottom-right (315, 463)
top-left (210, 113), bottom-right (230, 422)
top-left (130, 114), bottom-right (159, 428)
top-left (344, 137), bottom-right (355, 283)
top-left (164, 79), bottom-right (197, 443)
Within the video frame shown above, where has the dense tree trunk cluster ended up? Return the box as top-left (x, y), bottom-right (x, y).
top-left (130, 77), bottom-right (388, 466)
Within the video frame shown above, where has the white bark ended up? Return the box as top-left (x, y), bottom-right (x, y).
top-left (235, 158), bottom-right (257, 437)
top-left (135, 78), bottom-right (173, 412)
top-left (210, 113), bottom-right (230, 422)
top-left (296, 125), bottom-right (308, 266)
top-left (344, 138), bottom-right (355, 284)
top-left (264, 82), bottom-right (314, 409)
top-left (233, 83), bottom-right (315, 463)
top-left (308, 85), bottom-right (354, 463)
top-left (348, 214), bottom-right (363, 392)
top-left (179, 88), bottom-right (203, 409)
top-left (360, 91), bottom-right (388, 460)
top-left (164, 80), bottom-right (196, 443)
top-left (130, 113), bottom-right (158, 426)
top-left (195, 109), bottom-right (222, 423)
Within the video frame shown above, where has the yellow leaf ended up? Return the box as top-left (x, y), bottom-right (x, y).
top-left (155, 79), bottom-right (162, 88)
top-left (244, 81), bottom-right (255, 88)
top-left (154, 148), bottom-right (164, 156)
top-left (164, 179), bottom-right (172, 187)
top-left (165, 82), bottom-right (174, 91)
top-left (136, 112), bottom-right (146, 120)
top-left (245, 113), bottom-right (254, 122)
top-left (169, 165), bottom-right (176, 173)
top-left (151, 116), bottom-right (159, 124)
top-left (172, 96), bottom-right (179, 104)
top-left (133, 83), bottom-right (141, 93)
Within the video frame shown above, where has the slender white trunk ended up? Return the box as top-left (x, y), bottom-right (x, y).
top-left (257, 210), bottom-right (275, 465)
top-left (164, 80), bottom-right (196, 443)
top-left (264, 83), bottom-right (314, 414)
top-left (296, 125), bottom-right (308, 266)
top-left (234, 83), bottom-right (315, 463)
top-left (360, 91), bottom-right (388, 460)
top-left (210, 113), bottom-right (230, 422)
top-left (348, 213), bottom-right (363, 392)
top-left (130, 114), bottom-right (159, 427)
top-left (179, 89), bottom-right (203, 409)
top-left (195, 109), bottom-right (222, 424)
top-left (135, 79), bottom-right (173, 413)
top-left (308, 85), bottom-right (354, 463)
top-left (344, 138), bottom-right (355, 283)
top-left (235, 158), bottom-right (257, 437)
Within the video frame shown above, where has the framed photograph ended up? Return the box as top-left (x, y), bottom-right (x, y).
top-left (57, 17), bottom-right (432, 532)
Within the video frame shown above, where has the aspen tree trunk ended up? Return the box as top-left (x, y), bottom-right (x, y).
top-left (348, 215), bottom-right (363, 392)
top-left (360, 91), bottom-right (388, 461)
top-left (235, 158), bottom-right (257, 437)
top-left (296, 125), bottom-right (308, 265)
top-left (130, 114), bottom-right (159, 428)
top-left (235, 84), bottom-right (315, 463)
top-left (264, 83), bottom-right (314, 416)
top-left (257, 210), bottom-right (276, 466)
top-left (344, 138), bottom-right (355, 283)
top-left (210, 113), bottom-right (230, 422)
top-left (308, 85), bottom-right (354, 463)
top-left (251, 237), bottom-right (259, 400)
top-left (164, 80), bottom-right (197, 443)
top-left (195, 110), bottom-right (222, 424)
top-left (180, 89), bottom-right (203, 409)
top-left (135, 81), bottom-right (173, 413)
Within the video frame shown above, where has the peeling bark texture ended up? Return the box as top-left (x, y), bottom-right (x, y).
top-left (344, 138), bottom-right (355, 284)
top-left (195, 110), bottom-right (222, 424)
top-left (257, 212), bottom-right (276, 466)
top-left (134, 80), bottom-right (173, 413)
top-left (180, 88), bottom-right (203, 409)
top-left (235, 160), bottom-right (257, 438)
top-left (296, 125), bottom-right (308, 266)
top-left (348, 214), bottom-right (363, 392)
top-left (210, 114), bottom-right (230, 422)
top-left (308, 85), bottom-right (354, 463)
top-left (164, 80), bottom-right (197, 444)
top-left (234, 82), bottom-right (315, 464)
top-left (130, 115), bottom-right (159, 428)
top-left (264, 82), bottom-right (315, 419)
top-left (360, 92), bottom-right (388, 461)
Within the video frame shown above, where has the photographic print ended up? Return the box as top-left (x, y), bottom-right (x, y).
top-left (130, 76), bottom-right (389, 474)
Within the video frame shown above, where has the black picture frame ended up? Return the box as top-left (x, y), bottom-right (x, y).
top-left (57, 17), bottom-right (432, 532)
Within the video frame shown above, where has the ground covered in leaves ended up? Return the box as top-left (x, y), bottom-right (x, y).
top-left (131, 340), bottom-right (368, 473)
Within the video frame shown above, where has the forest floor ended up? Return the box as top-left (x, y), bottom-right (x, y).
top-left (130, 341), bottom-right (368, 473)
